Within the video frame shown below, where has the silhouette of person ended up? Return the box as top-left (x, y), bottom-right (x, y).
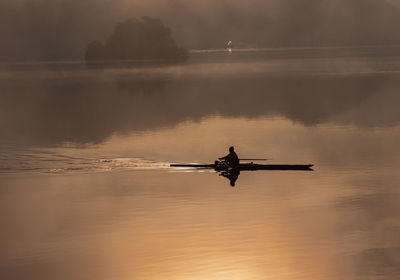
top-left (220, 169), bottom-right (240, 187)
top-left (219, 146), bottom-right (239, 168)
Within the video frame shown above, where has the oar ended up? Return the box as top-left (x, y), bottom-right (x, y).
top-left (239, 158), bottom-right (270, 161)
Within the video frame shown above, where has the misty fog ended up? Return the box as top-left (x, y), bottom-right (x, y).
top-left (1, 63), bottom-right (399, 146)
top-left (1, 0), bottom-right (400, 61)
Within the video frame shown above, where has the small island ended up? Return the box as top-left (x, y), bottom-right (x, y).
top-left (85, 17), bottom-right (187, 62)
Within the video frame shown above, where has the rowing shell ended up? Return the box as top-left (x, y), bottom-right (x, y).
top-left (170, 163), bottom-right (314, 171)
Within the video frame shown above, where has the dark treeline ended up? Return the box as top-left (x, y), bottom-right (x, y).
top-left (85, 17), bottom-right (187, 61)
top-left (1, 0), bottom-right (400, 61)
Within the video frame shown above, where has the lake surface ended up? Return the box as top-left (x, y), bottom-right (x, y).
top-left (1, 47), bottom-right (400, 279)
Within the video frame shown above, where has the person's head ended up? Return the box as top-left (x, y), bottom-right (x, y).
top-left (229, 146), bottom-right (234, 153)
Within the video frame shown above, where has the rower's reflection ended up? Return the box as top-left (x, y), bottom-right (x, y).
top-left (220, 169), bottom-right (240, 187)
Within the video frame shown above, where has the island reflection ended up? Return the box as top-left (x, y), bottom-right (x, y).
top-left (1, 55), bottom-right (400, 147)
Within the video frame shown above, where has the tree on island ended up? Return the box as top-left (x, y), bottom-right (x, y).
top-left (85, 17), bottom-right (187, 61)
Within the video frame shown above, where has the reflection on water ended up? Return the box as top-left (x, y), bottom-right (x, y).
top-left (1, 49), bottom-right (400, 279)
top-left (2, 50), bottom-right (400, 147)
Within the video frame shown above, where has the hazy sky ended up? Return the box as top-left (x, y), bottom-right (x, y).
top-left (1, 0), bottom-right (400, 61)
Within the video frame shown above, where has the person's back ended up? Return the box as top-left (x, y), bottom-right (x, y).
top-left (219, 146), bottom-right (239, 168)
top-left (226, 150), bottom-right (239, 167)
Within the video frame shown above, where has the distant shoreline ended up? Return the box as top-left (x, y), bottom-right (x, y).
top-left (2, 44), bottom-right (400, 65)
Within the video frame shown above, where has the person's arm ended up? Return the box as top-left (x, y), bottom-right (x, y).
top-left (219, 154), bottom-right (228, 160)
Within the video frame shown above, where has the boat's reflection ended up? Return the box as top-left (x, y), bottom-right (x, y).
top-left (170, 162), bottom-right (313, 187)
top-left (220, 169), bottom-right (240, 187)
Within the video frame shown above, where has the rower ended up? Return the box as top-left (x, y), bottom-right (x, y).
top-left (219, 146), bottom-right (239, 168)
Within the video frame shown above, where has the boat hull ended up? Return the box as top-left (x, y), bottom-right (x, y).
top-left (170, 163), bottom-right (314, 171)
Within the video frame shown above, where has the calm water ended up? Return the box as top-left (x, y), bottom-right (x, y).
top-left (1, 48), bottom-right (400, 279)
